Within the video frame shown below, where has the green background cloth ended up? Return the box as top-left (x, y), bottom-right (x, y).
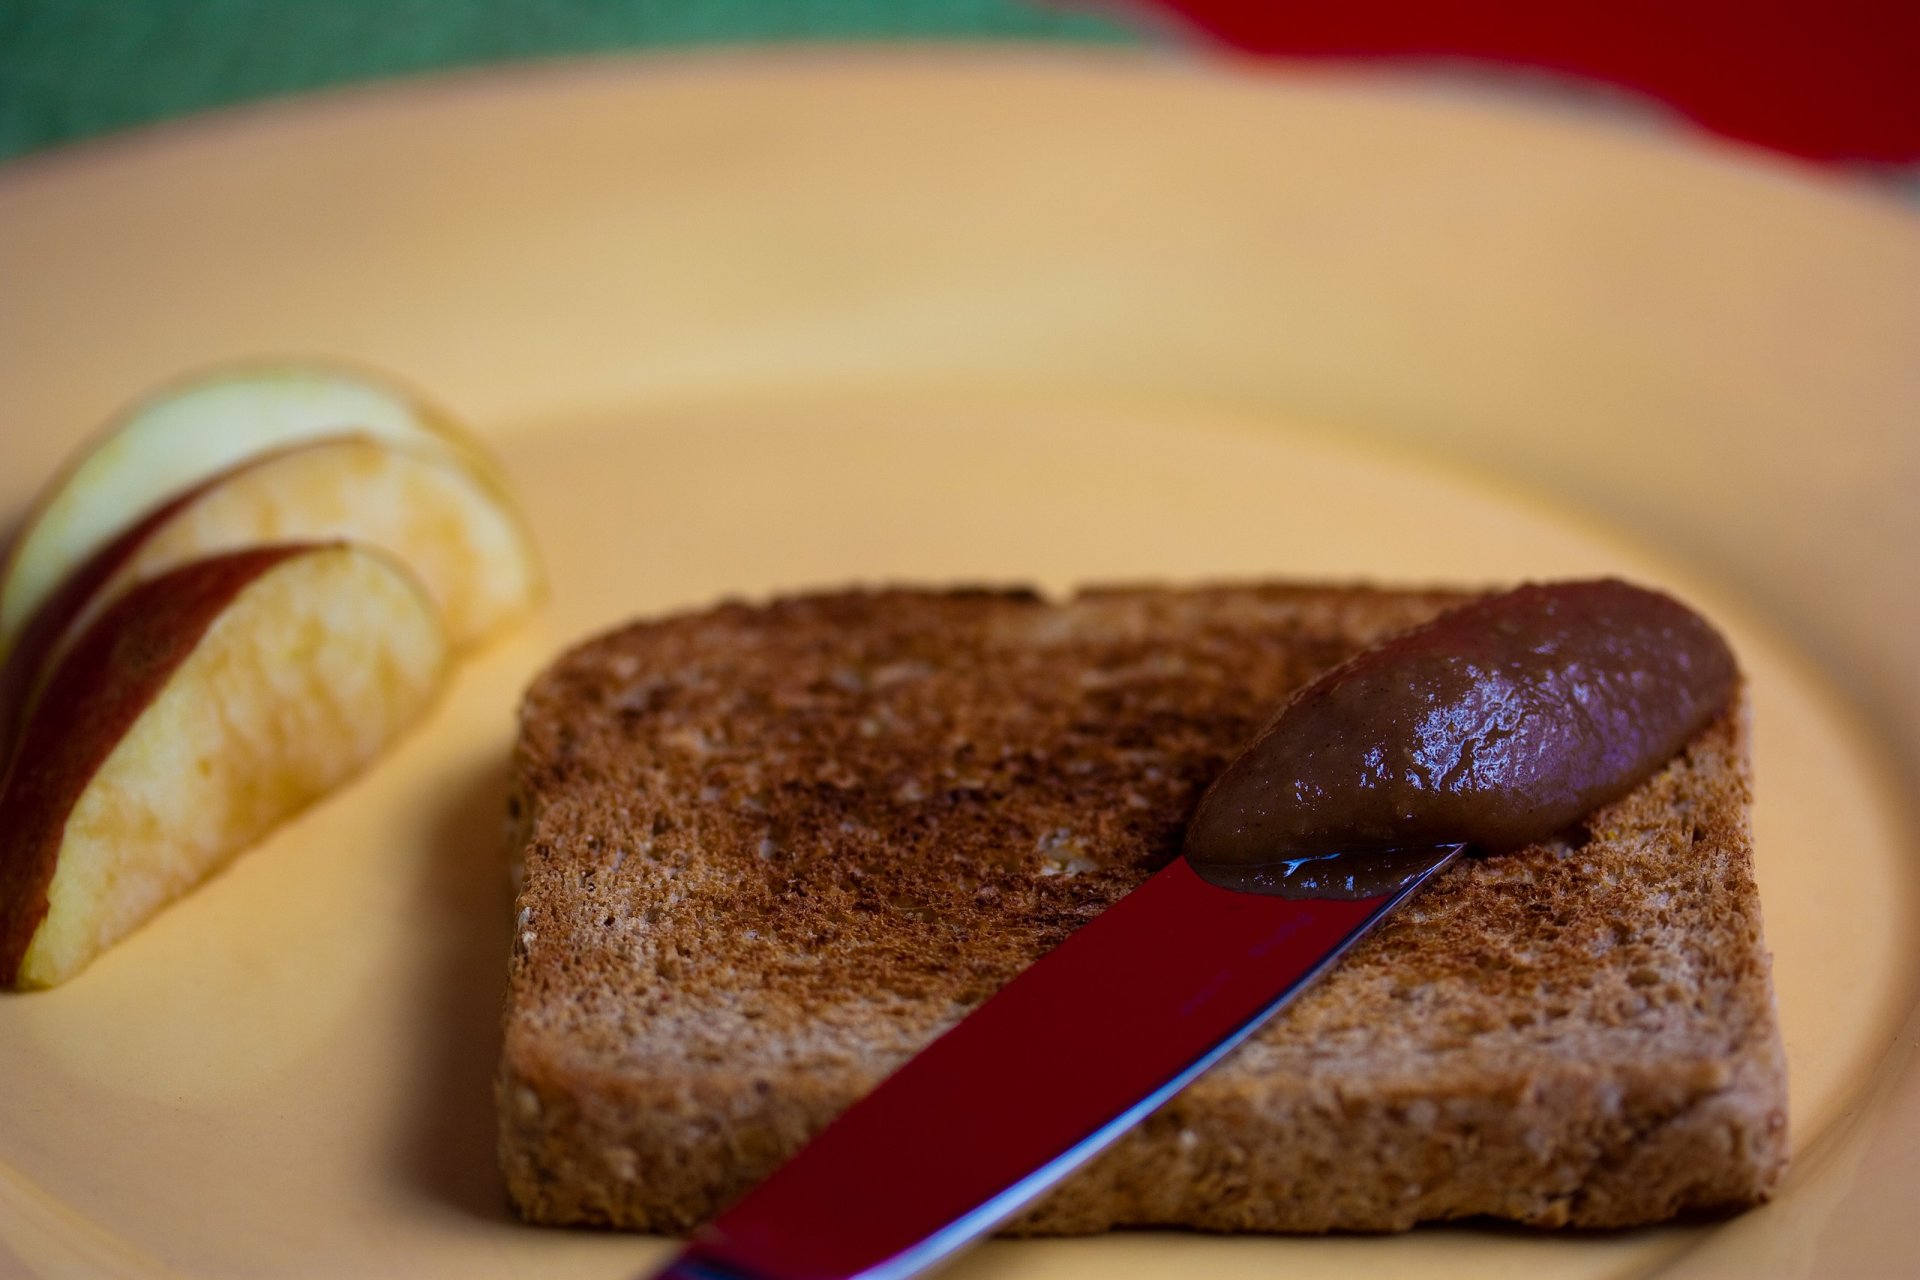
top-left (0, 0), bottom-right (1142, 165)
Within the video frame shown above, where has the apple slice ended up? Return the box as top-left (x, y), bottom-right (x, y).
top-left (0, 361), bottom-right (497, 670)
top-left (0, 435), bottom-right (539, 745)
top-left (0, 543), bottom-right (445, 988)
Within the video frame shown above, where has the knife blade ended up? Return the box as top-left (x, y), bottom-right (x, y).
top-left (650, 845), bottom-right (1465, 1280)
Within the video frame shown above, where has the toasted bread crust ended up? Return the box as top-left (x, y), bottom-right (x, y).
top-left (498, 584), bottom-right (1787, 1233)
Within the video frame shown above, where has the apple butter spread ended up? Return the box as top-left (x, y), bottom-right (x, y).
top-left (1183, 579), bottom-right (1737, 898)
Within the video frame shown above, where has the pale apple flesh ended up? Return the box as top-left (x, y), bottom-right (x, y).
top-left (0, 434), bottom-right (538, 747)
top-left (0, 361), bottom-right (500, 666)
top-left (0, 543), bottom-right (445, 988)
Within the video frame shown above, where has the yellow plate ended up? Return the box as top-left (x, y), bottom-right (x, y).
top-left (1, 49), bottom-right (1916, 1280)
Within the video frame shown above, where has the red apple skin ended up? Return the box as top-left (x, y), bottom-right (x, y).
top-left (0, 488), bottom-right (196, 759)
top-left (0, 441), bottom-right (330, 756)
top-left (0, 544), bottom-right (317, 983)
top-left (1, 432), bottom-right (540, 760)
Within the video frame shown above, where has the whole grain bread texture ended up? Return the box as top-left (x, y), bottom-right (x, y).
top-left (498, 583), bottom-right (1787, 1234)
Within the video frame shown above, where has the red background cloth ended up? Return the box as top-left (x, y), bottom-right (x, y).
top-left (1133, 0), bottom-right (1920, 162)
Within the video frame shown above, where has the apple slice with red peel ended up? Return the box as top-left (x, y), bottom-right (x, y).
top-left (0, 543), bottom-right (446, 988)
top-left (0, 361), bottom-right (497, 672)
top-left (0, 435), bottom-right (540, 745)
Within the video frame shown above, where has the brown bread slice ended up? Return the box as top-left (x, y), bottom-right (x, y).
top-left (497, 584), bottom-right (1787, 1234)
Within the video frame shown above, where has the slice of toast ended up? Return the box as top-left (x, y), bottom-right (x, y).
top-left (498, 584), bottom-right (1787, 1234)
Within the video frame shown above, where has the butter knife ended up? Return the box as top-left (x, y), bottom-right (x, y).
top-left (651, 845), bottom-right (1463, 1280)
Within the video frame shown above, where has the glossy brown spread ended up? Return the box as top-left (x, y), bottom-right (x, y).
top-left (1184, 579), bottom-right (1737, 898)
